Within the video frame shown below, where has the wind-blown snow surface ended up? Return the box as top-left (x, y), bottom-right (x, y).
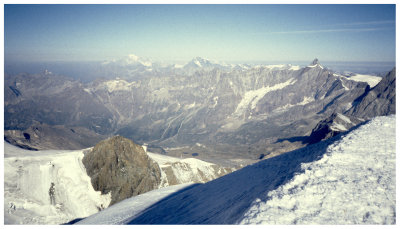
top-left (4, 144), bottom-right (111, 224)
top-left (77, 115), bottom-right (395, 224)
top-left (240, 115), bottom-right (396, 224)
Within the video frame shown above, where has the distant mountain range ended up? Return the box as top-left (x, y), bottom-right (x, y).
top-left (3, 55), bottom-right (396, 225)
top-left (4, 55), bottom-right (395, 166)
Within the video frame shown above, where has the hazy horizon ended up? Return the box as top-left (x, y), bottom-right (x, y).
top-left (5, 4), bottom-right (396, 63)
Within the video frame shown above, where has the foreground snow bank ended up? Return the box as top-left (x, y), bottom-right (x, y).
top-left (240, 115), bottom-right (395, 224)
top-left (85, 115), bottom-right (394, 224)
top-left (4, 145), bottom-right (111, 224)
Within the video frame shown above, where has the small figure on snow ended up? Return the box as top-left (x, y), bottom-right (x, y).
top-left (49, 182), bottom-right (56, 205)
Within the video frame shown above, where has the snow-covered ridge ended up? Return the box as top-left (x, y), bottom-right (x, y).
top-left (76, 115), bottom-right (395, 224)
top-left (240, 115), bottom-right (395, 224)
top-left (102, 53), bottom-right (152, 67)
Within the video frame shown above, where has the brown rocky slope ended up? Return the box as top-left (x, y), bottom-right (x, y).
top-left (82, 136), bottom-right (161, 205)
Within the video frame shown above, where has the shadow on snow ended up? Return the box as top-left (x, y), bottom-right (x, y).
top-left (127, 122), bottom-right (367, 224)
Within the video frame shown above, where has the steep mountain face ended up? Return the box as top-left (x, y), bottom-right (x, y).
top-left (4, 72), bottom-right (116, 139)
top-left (82, 136), bottom-right (161, 205)
top-left (307, 68), bottom-right (396, 144)
top-left (346, 68), bottom-right (396, 119)
top-left (5, 57), bottom-right (389, 164)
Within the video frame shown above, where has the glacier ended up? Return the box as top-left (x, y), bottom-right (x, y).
top-left (3, 141), bottom-right (233, 224)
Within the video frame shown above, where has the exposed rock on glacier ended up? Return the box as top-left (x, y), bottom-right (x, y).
top-left (82, 136), bottom-right (162, 205)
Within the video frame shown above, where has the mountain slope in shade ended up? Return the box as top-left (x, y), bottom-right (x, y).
top-left (76, 115), bottom-right (395, 225)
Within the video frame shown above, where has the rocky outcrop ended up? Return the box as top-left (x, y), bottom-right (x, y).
top-left (307, 113), bottom-right (363, 144)
top-left (82, 136), bottom-right (161, 205)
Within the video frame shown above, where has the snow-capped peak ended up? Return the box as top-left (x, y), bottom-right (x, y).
top-left (192, 57), bottom-right (211, 67)
top-left (127, 54), bottom-right (140, 62)
top-left (183, 57), bottom-right (218, 69)
top-left (102, 54), bottom-right (153, 67)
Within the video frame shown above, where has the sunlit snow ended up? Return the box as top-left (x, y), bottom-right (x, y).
top-left (348, 74), bottom-right (382, 88)
top-left (234, 78), bottom-right (297, 117)
top-left (240, 115), bottom-right (395, 224)
top-left (4, 144), bottom-right (111, 224)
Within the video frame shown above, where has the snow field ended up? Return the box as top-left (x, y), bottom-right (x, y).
top-left (234, 78), bottom-right (297, 117)
top-left (4, 145), bottom-right (111, 224)
top-left (240, 115), bottom-right (395, 224)
top-left (348, 74), bottom-right (382, 88)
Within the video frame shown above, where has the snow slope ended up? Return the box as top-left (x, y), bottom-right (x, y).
top-left (77, 115), bottom-right (395, 224)
top-left (240, 115), bottom-right (395, 224)
top-left (76, 183), bottom-right (196, 224)
top-left (4, 144), bottom-right (111, 224)
top-left (4, 142), bottom-right (233, 224)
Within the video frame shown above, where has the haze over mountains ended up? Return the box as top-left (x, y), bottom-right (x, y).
top-left (4, 55), bottom-right (395, 166)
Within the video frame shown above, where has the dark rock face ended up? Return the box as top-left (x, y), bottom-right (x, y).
top-left (82, 136), bottom-right (161, 205)
top-left (310, 58), bottom-right (320, 65)
top-left (346, 68), bottom-right (396, 119)
top-left (307, 113), bottom-right (363, 144)
top-left (308, 68), bottom-right (396, 144)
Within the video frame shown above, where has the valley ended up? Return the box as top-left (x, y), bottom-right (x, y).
top-left (5, 57), bottom-right (394, 167)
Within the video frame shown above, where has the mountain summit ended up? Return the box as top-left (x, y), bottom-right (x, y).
top-left (310, 58), bottom-right (320, 65)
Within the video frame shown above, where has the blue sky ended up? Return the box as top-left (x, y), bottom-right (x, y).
top-left (4, 4), bottom-right (396, 63)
